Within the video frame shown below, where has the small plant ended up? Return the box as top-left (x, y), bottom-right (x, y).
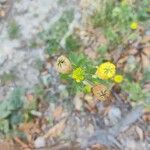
top-left (122, 80), bottom-right (144, 101)
top-left (0, 89), bottom-right (24, 135)
top-left (55, 54), bottom-right (123, 101)
top-left (29, 39), bottom-right (38, 49)
top-left (91, 0), bottom-right (149, 47)
top-left (8, 20), bottom-right (20, 39)
top-left (56, 53), bottom-right (149, 109)
top-left (121, 79), bottom-right (149, 108)
top-left (65, 34), bottom-right (81, 51)
top-left (33, 84), bottom-right (45, 98)
top-left (40, 9), bottom-right (74, 55)
top-left (0, 88), bottom-right (38, 137)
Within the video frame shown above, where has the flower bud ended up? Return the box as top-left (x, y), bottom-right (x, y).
top-left (55, 55), bottom-right (72, 74)
top-left (92, 84), bottom-right (110, 101)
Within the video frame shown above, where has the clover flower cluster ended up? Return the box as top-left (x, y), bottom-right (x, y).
top-left (56, 55), bottom-right (123, 101)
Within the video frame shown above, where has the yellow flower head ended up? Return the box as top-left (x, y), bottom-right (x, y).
top-left (72, 67), bottom-right (85, 82)
top-left (130, 22), bottom-right (138, 30)
top-left (114, 75), bottom-right (123, 83)
top-left (96, 62), bottom-right (116, 80)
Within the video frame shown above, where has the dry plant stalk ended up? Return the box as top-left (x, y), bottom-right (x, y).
top-left (43, 118), bottom-right (67, 139)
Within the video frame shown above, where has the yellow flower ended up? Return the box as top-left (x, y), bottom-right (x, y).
top-left (130, 22), bottom-right (138, 30)
top-left (114, 75), bottom-right (123, 83)
top-left (96, 62), bottom-right (116, 80)
top-left (55, 55), bottom-right (72, 74)
top-left (72, 67), bottom-right (85, 82)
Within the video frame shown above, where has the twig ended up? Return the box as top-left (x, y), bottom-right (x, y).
top-left (14, 137), bottom-right (31, 150)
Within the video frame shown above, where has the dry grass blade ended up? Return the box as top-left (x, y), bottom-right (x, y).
top-left (43, 118), bottom-right (67, 139)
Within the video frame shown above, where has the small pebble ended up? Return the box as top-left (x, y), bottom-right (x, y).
top-left (34, 137), bottom-right (46, 148)
top-left (0, 0), bottom-right (6, 5)
top-left (108, 107), bottom-right (121, 125)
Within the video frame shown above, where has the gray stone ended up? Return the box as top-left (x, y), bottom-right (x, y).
top-left (41, 74), bottom-right (51, 87)
top-left (0, 0), bottom-right (6, 4)
top-left (108, 107), bottom-right (121, 125)
top-left (34, 137), bottom-right (46, 148)
top-left (145, 30), bottom-right (150, 36)
top-left (0, 55), bottom-right (7, 67)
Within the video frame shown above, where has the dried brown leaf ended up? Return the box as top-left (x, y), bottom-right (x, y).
top-left (43, 118), bottom-right (67, 139)
top-left (14, 137), bottom-right (31, 150)
top-left (84, 103), bottom-right (96, 112)
top-left (97, 34), bottom-right (107, 45)
top-left (143, 109), bottom-right (150, 122)
top-left (128, 48), bottom-right (138, 55)
top-left (19, 122), bottom-right (41, 143)
top-left (141, 35), bottom-right (150, 44)
top-left (117, 56), bottom-right (128, 68)
top-left (0, 141), bottom-right (17, 150)
top-left (84, 94), bottom-right (96, 111)
top-left (26, 93), bottom-right (34, 102)
top-left (142, 47), bottom-right (150, 69)
top-left (19, 122), bottom-right (34, 134)
top-left (91, 144), bottom-right (107, 150)
top-left (84, 48), bottom-right (98, 60)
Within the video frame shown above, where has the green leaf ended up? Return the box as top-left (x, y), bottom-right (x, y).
top-left (122, 81), bottom-right (144, 101)
top-left (65, 34), bottom-right (81, 51)
top-left (9, 112), bottom-right (24, 126)
top-left (0, 119), bottom-right (9, 134)
top-left (69, 52), bottom-right (79, 65)
top-left (143, 70), bottom-right (150, 82)
top-left (0, 101), bottom-right (11, 119)
top-left (97, 44), bottom-right (108, 54)
top-left (7, 88), bottom-right (23, 110)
